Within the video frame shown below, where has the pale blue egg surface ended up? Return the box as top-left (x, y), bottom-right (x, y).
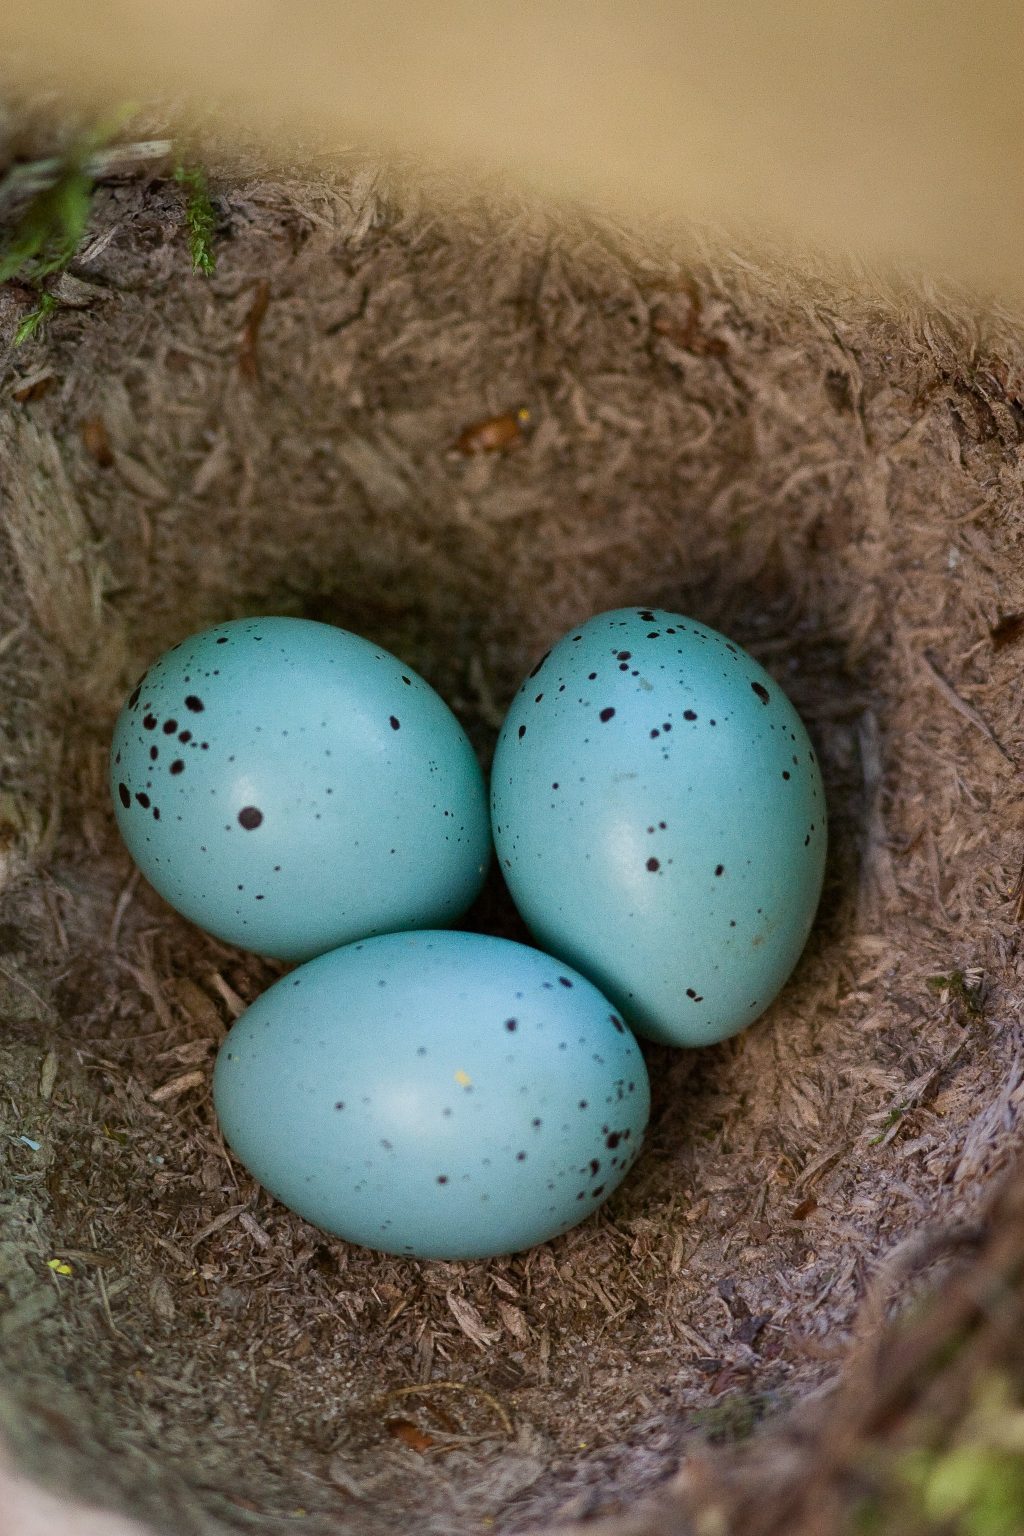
top-left (212, 931), bottom-right (650, 1259)
top-left (491, 608), bottom-right (827, 1047)
top-left (110, 618), bottom-right (490, 960)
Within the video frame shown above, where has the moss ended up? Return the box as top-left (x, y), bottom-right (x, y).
top-left (0, 141), bottom-right (96, 343)
top-left (173, 163), bottom-right (218, 275)
top-left (852, 1376), bottom-right (1024, 1536)
top-left (691, 1392), bottom-right (769, 1445)
top-left (926, 970), bottom-right (986, 1019)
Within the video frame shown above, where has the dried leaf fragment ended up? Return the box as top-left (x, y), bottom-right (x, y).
top-left (386, 1417), bottom-right (435, 1452)
top-left (239, 280), bottom-right (270, 382)
top-left (80, 415), bottom-right (114, 466)
top-left (454, 407), bottom-right (530, 455)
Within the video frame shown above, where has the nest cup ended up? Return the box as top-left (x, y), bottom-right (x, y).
top-left (2, 141), bottom-right (1024, 1536)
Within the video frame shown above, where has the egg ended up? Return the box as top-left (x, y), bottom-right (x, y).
top-left (110, 618), bottom-right (490, 960)
top-left (491, 608), bottom-right (827, 1048)
top-left (212, 931), bottom-right (650, 1259)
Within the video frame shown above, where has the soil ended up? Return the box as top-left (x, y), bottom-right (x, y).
top-left (2, 117), bottom-right (1024, 1536)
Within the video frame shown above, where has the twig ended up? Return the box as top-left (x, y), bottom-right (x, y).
top-left (0, 142), bottom-right (173, 202)
top-left (919, 649), bottom-right (1014, 764)
top-left (108, 865), bottom-right (140, 946)
top-left (0, 959), bottom-right (49, 1013)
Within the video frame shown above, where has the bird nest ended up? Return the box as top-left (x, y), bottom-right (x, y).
top-left (2, 121), bottom-right (1024, 1536)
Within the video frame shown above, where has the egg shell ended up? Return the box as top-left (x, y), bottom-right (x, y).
top-left (490, 607), bottom-right (827, 1047)
top-left (212, 931), bottom-right (650, 1259)
top-left (110, 618), bottom-right (490, 960)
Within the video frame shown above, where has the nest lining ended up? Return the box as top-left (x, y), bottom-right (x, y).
top-left (1, 132), bottom-right (1024, 1536)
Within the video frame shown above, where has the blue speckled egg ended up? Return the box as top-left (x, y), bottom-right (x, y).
top-left (110, 618), bottom-right (490, 960)
top-left (212, 931), bottom-right (650, 1259)
top-left (491, 608), bottom-right (827, 1048)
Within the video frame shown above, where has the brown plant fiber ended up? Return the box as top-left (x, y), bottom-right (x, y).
top-left (2, 133), bottom-right (1024, 1536)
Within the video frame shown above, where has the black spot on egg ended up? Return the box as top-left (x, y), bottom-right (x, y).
top-left (646, 857), bottom-right (660, 872)
top-left (143, 714), bottom-right (157, 731)
top-left (505, 1018), bottom-right (518, 1032)
top-left (599, 707), bottom-right (615, 722)
top-left (752, 681), bottom-right (770, 704)
top-left (715, 864), bottom-right (724, 876)
top-left (238, 806), bottom-right (263, 830)
top-left (128, 686), bottom-right (141, 709)
top-left (518, 724), bottom-right (526, 739)
top-left (683, 709), bottom-right (697, 721)
top-left (185, 695), bottom-right (204, 712)
top-left (558, 976), bottom-right (573, 988)
top-left (163, 719), bottom-right (178, 735)
top-left (118, 783), bottom-right (130, 808)
top-left (389, 716), bottom-right (401, 730)
top-left (136, 792), bottom-right (150, 809)
top-left (170, 759), bottom-right (185, 775)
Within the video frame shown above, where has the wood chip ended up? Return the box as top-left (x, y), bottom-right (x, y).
top-left (38, 1047), bottom-right (58, 1101)
top-left (150, 1069), bottom-right (206, 1103)
top-left (51, 272), bottom-right (107, 309)
top-left (237, 1212), bottom-right (272, 1249)
top-left (171, 976), bottom-right (226, 1038)
top-left (496, 1300), bottom-right (531, 1343)
top-left (190, 1205), bottom-right (249, 1247)
top-left (208, 972), bottom-right (246, 1018)
top-left (446, 1292), bottom-right (501, 1350)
